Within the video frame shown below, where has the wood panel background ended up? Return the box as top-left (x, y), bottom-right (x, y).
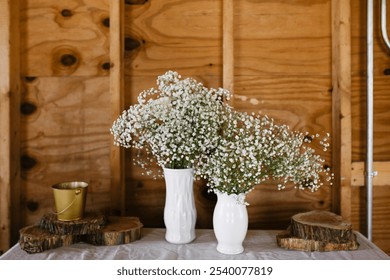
top-left (123, 0), bottom-right (333, 231)
top-left (18, 0), bottom-right (112, 227)
top-left (122, 0), bottom-right (390, 254)
top-left (1, 0), bottom-right (390, 255)
top-left (350, 0), bottom-right (390, 254)
top-left (123, 0), bottom-right (223, 230)
top-left (0, 0), bottom-right (21, 254)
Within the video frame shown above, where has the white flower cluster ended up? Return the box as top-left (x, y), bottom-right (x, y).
top-left (110, 71), bottom-right (230, 172)
top-left (195, 110), bottom-right (333, 197)
top-left (195, 111), bottom-right (273, 195)
top-left (111, 70), bottom-right (333, 197)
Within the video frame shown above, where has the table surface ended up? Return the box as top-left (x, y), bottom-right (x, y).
top-left (1, 228), bottom-right (389, 260)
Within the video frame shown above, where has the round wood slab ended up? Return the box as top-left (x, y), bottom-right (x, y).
top-left (19, 225), bottom-right (77, 254)
top-left (39, 212), bottom-right (107, 235)
top-left (19, 214), bottom-right (143, 254)
top-left (276, 210), bottom-right (359, 252)
top-left (85, 216), bottom-right (143, 246)
top-left (290, 210), bottom-right (353, 243)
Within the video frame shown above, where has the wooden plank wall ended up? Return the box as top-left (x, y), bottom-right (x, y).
top-left (232, 0), bottom-right (333, 228)
top-left (123, 0), bottom-right (333, 230)
top-left (109, 0), bottom-right (126, 216)
top-left (332, 0), bottom-right (352, 220)
top-left (18, 0), bottom-right (113, 227)
top-left (350, 0), bottom-right (390, 254)
top-left (123, 0), bottom-right (224, 229)
top-left (0, 0), bottom-right (21, 254)
top-left (123, 0), bottom-right (390, 254)
top-left (1, 0), bottom-right (390, 255)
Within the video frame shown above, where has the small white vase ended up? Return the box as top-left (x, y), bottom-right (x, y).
top-left (213, 192), bottom-right (248, 254)
top-left (163, 167), bottom-right (196, 244)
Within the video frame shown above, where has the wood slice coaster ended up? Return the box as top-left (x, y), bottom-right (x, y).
top-left (276, 210), bottom-right (359, 252)
top-left (39, 212), bottom-right (107, 235)
top-left (276, 230), bottom-right (359, 252)
top-left (19, 225), bottom-right (79, 254)
top-left (19, 214), bottom-right (142, 254)
top-left (290, 210), bottom-right (354, 243)
top-left (85, 216), bottom-right (143, 246)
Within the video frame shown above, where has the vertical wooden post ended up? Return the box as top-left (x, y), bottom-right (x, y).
top-left (331, 0), bottom-right (352, 220)
top-left (109, 0), bottom-right (125, 215)
top-left (223, 0), bottom-right (234, 95)
top-left (0, 0), bottom-right (21, 253)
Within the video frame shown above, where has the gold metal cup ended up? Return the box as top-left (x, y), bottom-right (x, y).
top-left (52, 181), bottom-right (88, 221)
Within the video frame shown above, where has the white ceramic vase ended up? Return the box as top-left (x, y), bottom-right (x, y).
top-left (213, 191), bottom-right (248, 254)
top-left (163, 167), bottom-right (196, 244)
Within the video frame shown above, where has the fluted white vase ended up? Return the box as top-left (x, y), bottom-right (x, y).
top-left (213, 192), bottom-right (248, 254)
top-left (163, 167), bottom-right (196, 244)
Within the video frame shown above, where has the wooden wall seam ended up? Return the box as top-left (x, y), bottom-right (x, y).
top-left (0, 0), bottom-right (21, 253)
top-left (331, 0), bottom-right (352, 219)
top-left (351, 161), bottom-right (390, 187)
top-left (223, 0), bottom-right (234, 95)
top-left (110, 0), bottom-right (125, 215)
top-left (0, 0), bottom-right (11, 253)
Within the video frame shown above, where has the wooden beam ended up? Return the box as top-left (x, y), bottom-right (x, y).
top-left (331, 0), bottom-right (352, 219)
top-left (0, 0), bottom-right (21, 253)
top-left (109, 0), bottom-right (125, 215)
top-left (351, 161), bottom-right (390, 187)
top-left (223, 0), bottom-right (234, 95)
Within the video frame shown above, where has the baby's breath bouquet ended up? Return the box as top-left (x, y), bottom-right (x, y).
top-left (111, 70), bottom-right (332, 202)
top-left (196, 108), bottom-right (333, 201)
top-left (110, 71), bottom-right (231, 174)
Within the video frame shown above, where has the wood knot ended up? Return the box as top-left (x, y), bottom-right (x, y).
top-left (125, 0), bottom-right (148, 4)
top-left (61, 9), bottom-right (73, 17)
top-left (303, 135), bottom-right (314, 143)
top-left (101, 62), bottom-right (112, 70)
top-left (60, 54), bottom-right (78, 66)
top-left (323, 164), bottom-right (330, 170)
top-left (26, 200), bottom-right (39, 212)
top-left (125, 37), bottom-right (142, 51)
top-left (24, 76), bottom-right (37, 83)
top-left (20, 102), bottom-right (37, 115)
top-left (102, 17), bottom-right (110, 27)
top-left (21, 155), bottom-right (37, 170)
top-left (52, 46), bottom-right (81, 75)
top-left (383, 68), bottom-right (390, 75)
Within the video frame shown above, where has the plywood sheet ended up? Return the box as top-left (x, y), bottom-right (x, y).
top-left (351, 76), bottom-right (390, 161)
top-left (351, 185), bottom-right (390, 254)
top-left (234, 0), bottom-right (331, 76)
top-left (124, 0), bottom-right (222, 77)
top-left (20, 0), bottom-right (110, 76)
top-left (233, 75), bottom-right (332, 132)
top-left (21, 76), bottom-right (112, 225)
top-left (123, 0), bottom-right (334, 230)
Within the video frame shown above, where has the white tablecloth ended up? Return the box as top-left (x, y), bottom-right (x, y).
top-left (1, 228), bottom-right (389, 260)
